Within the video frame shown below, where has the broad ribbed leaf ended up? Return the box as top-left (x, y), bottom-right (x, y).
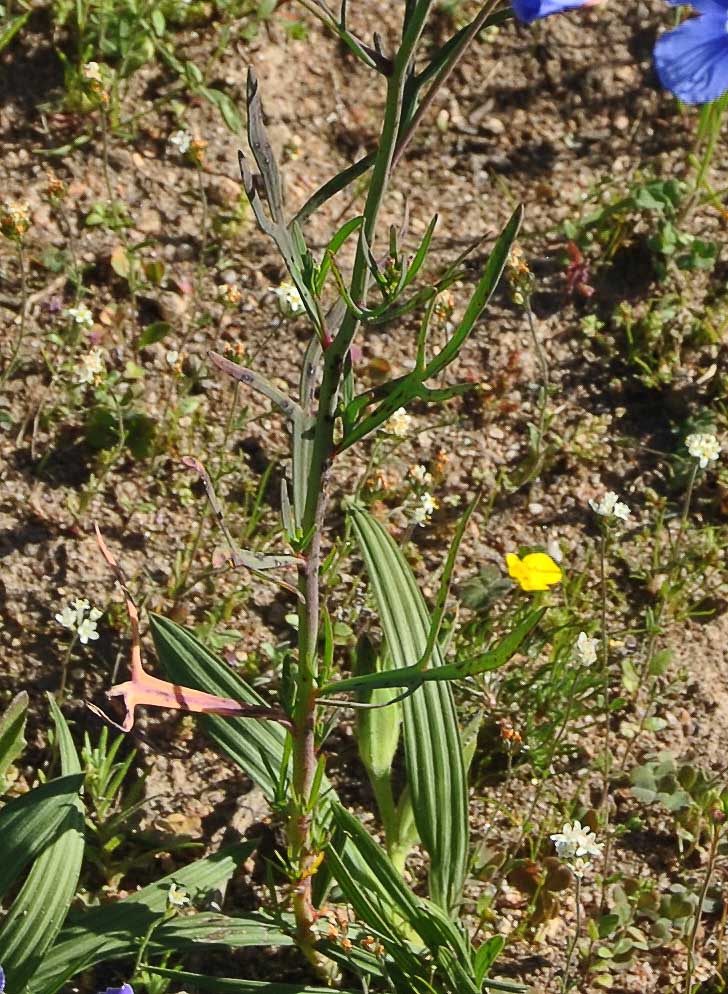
top-left (0, 697), bottom-right (84, 991)
top-left (327, 804), bottom-right (478, 992)
top-left (27, 842), bottom-right (257, 994)
top-left (149, 967), bottom-right (359, 994)
top-left (350, 507), bottom-right (468, 912)
top-left (151, 910), bottom-right (293, 952)
top-left (0, 690), bottom-right (28, 792)
top-left (0, 773), bottom-right (84, 899)
top-left (150, 613), bottom-right (288, 799)
top-left (149, 615), bottom-right (345, 906)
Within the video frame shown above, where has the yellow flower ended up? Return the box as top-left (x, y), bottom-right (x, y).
top-left (506, 552), bottom-right (562, 592)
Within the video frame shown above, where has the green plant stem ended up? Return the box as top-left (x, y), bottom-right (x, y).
top-left (523, 296), bottom-right (549, 486)
top-left (561, 872), bottom-right (582, 994)
top-left (286, 10), bottom-right (435, 969)
top-left (391, 0), bottom-right (498, 172)
top-left (685, 822), bottom-right (721, 994)
top-left (598, 530), bottom-right (610, 820)
top-left (57, 633), bottom-right (79, 699)
top-left (682, 93), bottom-right (728, 222)
top-left (616, 459), bottom-right (699, 775)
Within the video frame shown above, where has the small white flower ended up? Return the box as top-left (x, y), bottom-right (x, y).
top-left (575, 631), bottom-right (598, 667)
top-left (167, 883), bottom-right (190, 908)
top-left (82, 61), bottom-right (103, 82)
top-left (550, 820), bottom-right (603, 865)
top-left (268, 281), bottom-right (305, 318)
top-left (409, 464), bottom-right (432, 486)
top-left (76, 348), bottom-right (105, 385)
top-left (385, 408), bottom-right (412, 438)
top-left (77, 617), bottom-right (99, 644)
top-left (64, 303), bottom-right (94, 329)
top-left (589, 490), bottom-right (631, 523)
top-left (442, 494), bottom-right (461, 508)
top-left (686, 432), bottom-right (720, 469)
top-left (56, 598), bottom-right (102, 643)
top-left (55, 605), bottom-right (78, 630)
top-left (411, 491), bottom-right (438, 526)
top-left (169, 129), bottom-right (192, 154)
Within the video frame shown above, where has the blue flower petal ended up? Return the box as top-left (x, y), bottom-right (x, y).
top-left (0, 965), bottom-right (5, 994)
top-left (655, 12), bottom-right (728, 104)
top-left (511, 0), bottom-right (592, 23)
top-left (98, 986), bottom-right (134, 994)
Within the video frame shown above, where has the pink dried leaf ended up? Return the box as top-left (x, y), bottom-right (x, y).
top-left (89, 525), bottom-right (290, 731)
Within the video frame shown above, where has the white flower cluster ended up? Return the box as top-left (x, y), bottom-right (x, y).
top-left (268, 281), bottom-right (305, 318)
top-left (409, 464), bottom-right (432, 486)
top-left (64, 303), bottom-right (94, 329)
top-left (76, 348), bottom-right (106, 385)
top-left (551, 820), bottom-right (603, 876)
top-left (169, 129), bottom-right (192, 154)
top-left (574, 631), bottom-right (598, 666)
top-left (686, 432), bottom-right (721, 469)
top-left (55, 598), bottom-right (102, 644)
top-left (385, 408), bottom-right (411, 438)
top-left (411, 492), bottom-right (437, 527)
top-left (589, 490), bottom-right (630, 522)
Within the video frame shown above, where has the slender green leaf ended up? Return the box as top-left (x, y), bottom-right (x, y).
top-left (400, 214), bottom-right (438, 292)
top-left (0, 11), bottom-right (30, 52)
top-left (349, 507), bottom-right (468, 912)
top-left (415, 493), bottom-right (479, 672)
top-left (425, 206), bottom-right (523, 379)
top-left (27, 843), bottom-right (257, 994)
top-left (323, 607), bottom-right (545, 695)
top-left (0, 690), bottom-right (28, 791)
top-left (0, 698), bottom-right (84, 992)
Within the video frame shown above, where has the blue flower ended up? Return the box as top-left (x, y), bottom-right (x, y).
top-left (511, 0), bottom-right (594, 23)
top-left (654, 0), bottom-right (728, 104)
top-left (98, 986), bottom-right (134, 994)
top-left (0, 965), bottom-right (5, 994)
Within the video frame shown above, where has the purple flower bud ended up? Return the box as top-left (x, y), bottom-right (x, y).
top-left (98, 985), bottom-right (134, 994)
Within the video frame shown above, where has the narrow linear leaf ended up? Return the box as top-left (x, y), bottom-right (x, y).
top-left (425, 206), bottom-right (523, 379)
top-left (152, 910), bottom-right (293, 952)
top-left (247, 70), bottom-right (285, 224)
